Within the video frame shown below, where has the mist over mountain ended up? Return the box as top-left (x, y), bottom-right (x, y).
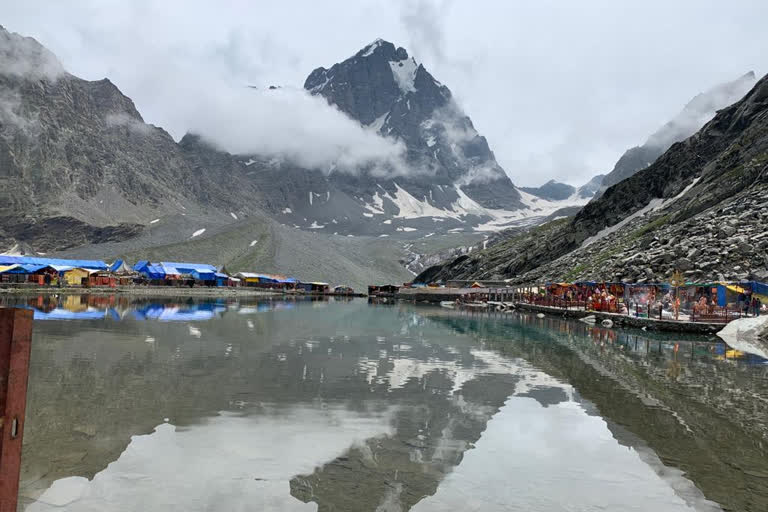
top-left (0, 28), bottom-right (577, 287)
top-left (595, 71), bottom-right (757, 197)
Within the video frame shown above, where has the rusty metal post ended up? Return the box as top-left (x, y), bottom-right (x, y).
top-left (0, 309), bottom-right (33, 512)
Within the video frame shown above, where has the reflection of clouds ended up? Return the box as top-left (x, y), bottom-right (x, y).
top-left (26, 405), bottom-right (397, 512)
top-left (413, 398), bottom-right (720, 512)
top-left (355, 346), bottom-right (577, 407)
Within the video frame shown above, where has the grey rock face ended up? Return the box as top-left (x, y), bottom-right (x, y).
top-left (521, 180), bottom-right (576, 201)
top-left (0, 26), bottom-right (264, 252)
top-left (304, 39), bottom-right (522, 211)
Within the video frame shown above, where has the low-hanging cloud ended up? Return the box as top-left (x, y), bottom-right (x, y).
top-left (399, 0), bottom-right (452, 66)
top-left (105, 112), bottom-right (156, 136)
top-left (186, 85), bottom-right (409, 175)
top-left (0, 15), bottom-right (411, 177)
top-left (0, 25), bottom-right (63, 80)
top-left (0, 89), bottom-right (40, 139)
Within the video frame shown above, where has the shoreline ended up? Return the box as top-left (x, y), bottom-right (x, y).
top-left (0, 286), bottom-right (289, 298)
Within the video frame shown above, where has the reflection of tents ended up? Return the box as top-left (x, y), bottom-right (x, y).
top-left (131, 303), bottom-right (216, 322)
top-left (32, 308), bottom-right (107, 321)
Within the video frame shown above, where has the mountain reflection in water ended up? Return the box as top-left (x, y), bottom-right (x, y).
top-left (13, 295), bottom-right (768, 511)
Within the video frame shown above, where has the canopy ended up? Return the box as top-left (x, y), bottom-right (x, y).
top-left (133, 260), bottom-right (166, 280)
top-left (0, 255), bottom-right (108, 270)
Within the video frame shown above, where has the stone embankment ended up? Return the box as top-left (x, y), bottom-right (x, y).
top-left (513, 303), bottom-right (723, 335)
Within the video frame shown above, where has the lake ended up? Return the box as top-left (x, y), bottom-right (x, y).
top-left (11, 294), bottom-right (768, 511)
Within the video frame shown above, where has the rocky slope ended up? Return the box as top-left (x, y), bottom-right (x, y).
top-left (0, 26), bottom-right (267, 253)
top-left (594, 71), bottom-right (756, 197)
top-left (417, 72), bottom-right (768, 285)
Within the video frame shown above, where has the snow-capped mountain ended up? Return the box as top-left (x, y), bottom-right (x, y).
top-left (240, 39), bottom-right (592, 235)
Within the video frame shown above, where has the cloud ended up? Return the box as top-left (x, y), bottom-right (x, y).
top-left (105, 112), bottom-right (155, 136)
top-left (399, 0), bottom-right (453, 65)
top-left (0, 89), bottom-right (41, 139)
top-left (0, 12), bottom-right (411, 177)
top-left (0, 25), bottom-right (63, 80)
top-left (189, 86), bottom-right (409, 175)
top-left (2, 1), bottom-right (767, 187)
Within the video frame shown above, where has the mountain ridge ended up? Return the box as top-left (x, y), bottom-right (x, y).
top-left (594, 71), bottom-right (757, 197)
top-left (417, 72), bottom-right (768, 285)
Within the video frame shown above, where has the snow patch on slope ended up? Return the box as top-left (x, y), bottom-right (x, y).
top-left (581, 177), bottom-right (701, 249)
top-left (389, 58), bottom-right (418, 93)
top-left (361, 38), bottom-right (384, 57)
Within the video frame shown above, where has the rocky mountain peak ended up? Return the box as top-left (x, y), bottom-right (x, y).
top-left (303, 39), bottom-right (521, 211)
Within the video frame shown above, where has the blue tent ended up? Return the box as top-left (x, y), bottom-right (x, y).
top-left (0, 264), bottom-right (49, 274)
top-left (133, 260), bottom-right (166, 280)
top-left (0, 255), bottom-right (107, 270)
top-left (160, 262), bottom-right (217, 281)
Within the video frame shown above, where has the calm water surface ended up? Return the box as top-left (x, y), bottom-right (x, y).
top-left (11, 295), bottom-right (768, 511)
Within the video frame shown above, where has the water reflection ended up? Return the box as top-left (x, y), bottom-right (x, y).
top-left (15, 296), bottom-right (768, 511)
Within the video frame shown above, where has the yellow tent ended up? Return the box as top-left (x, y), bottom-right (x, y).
top-left (0, 265), bottom-right (20, 273)
top-left (724, 283), bottom-right (768, 303)
top-left (63, 268), bottom-right (92, 286)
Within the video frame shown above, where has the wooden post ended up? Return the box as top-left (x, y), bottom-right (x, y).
top-left (0, 309), bottom-right (33, 512)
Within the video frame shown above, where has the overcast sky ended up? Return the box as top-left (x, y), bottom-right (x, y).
top-left (3, 0), bottom-right (767, 186)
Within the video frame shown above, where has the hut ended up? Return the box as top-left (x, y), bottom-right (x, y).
top-left (235, 272), bottom-right (278, 287)
top-left (333, 285), bottom-right (355, 295)
top-left (368, 284), bottom-right (400, 297)
top-left (62, 267), bottom-right (92, 286)
top-left (0, 264), bottom-right (37, 284)
top-left (298, 281), bottom-right (329, 294)
top-left (160, 262), bottom-right (217, 284)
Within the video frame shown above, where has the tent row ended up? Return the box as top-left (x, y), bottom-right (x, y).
top-left (517, 280), bottom-right (768, 321)
top-left (0, 254), bottom-right (338, 293)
